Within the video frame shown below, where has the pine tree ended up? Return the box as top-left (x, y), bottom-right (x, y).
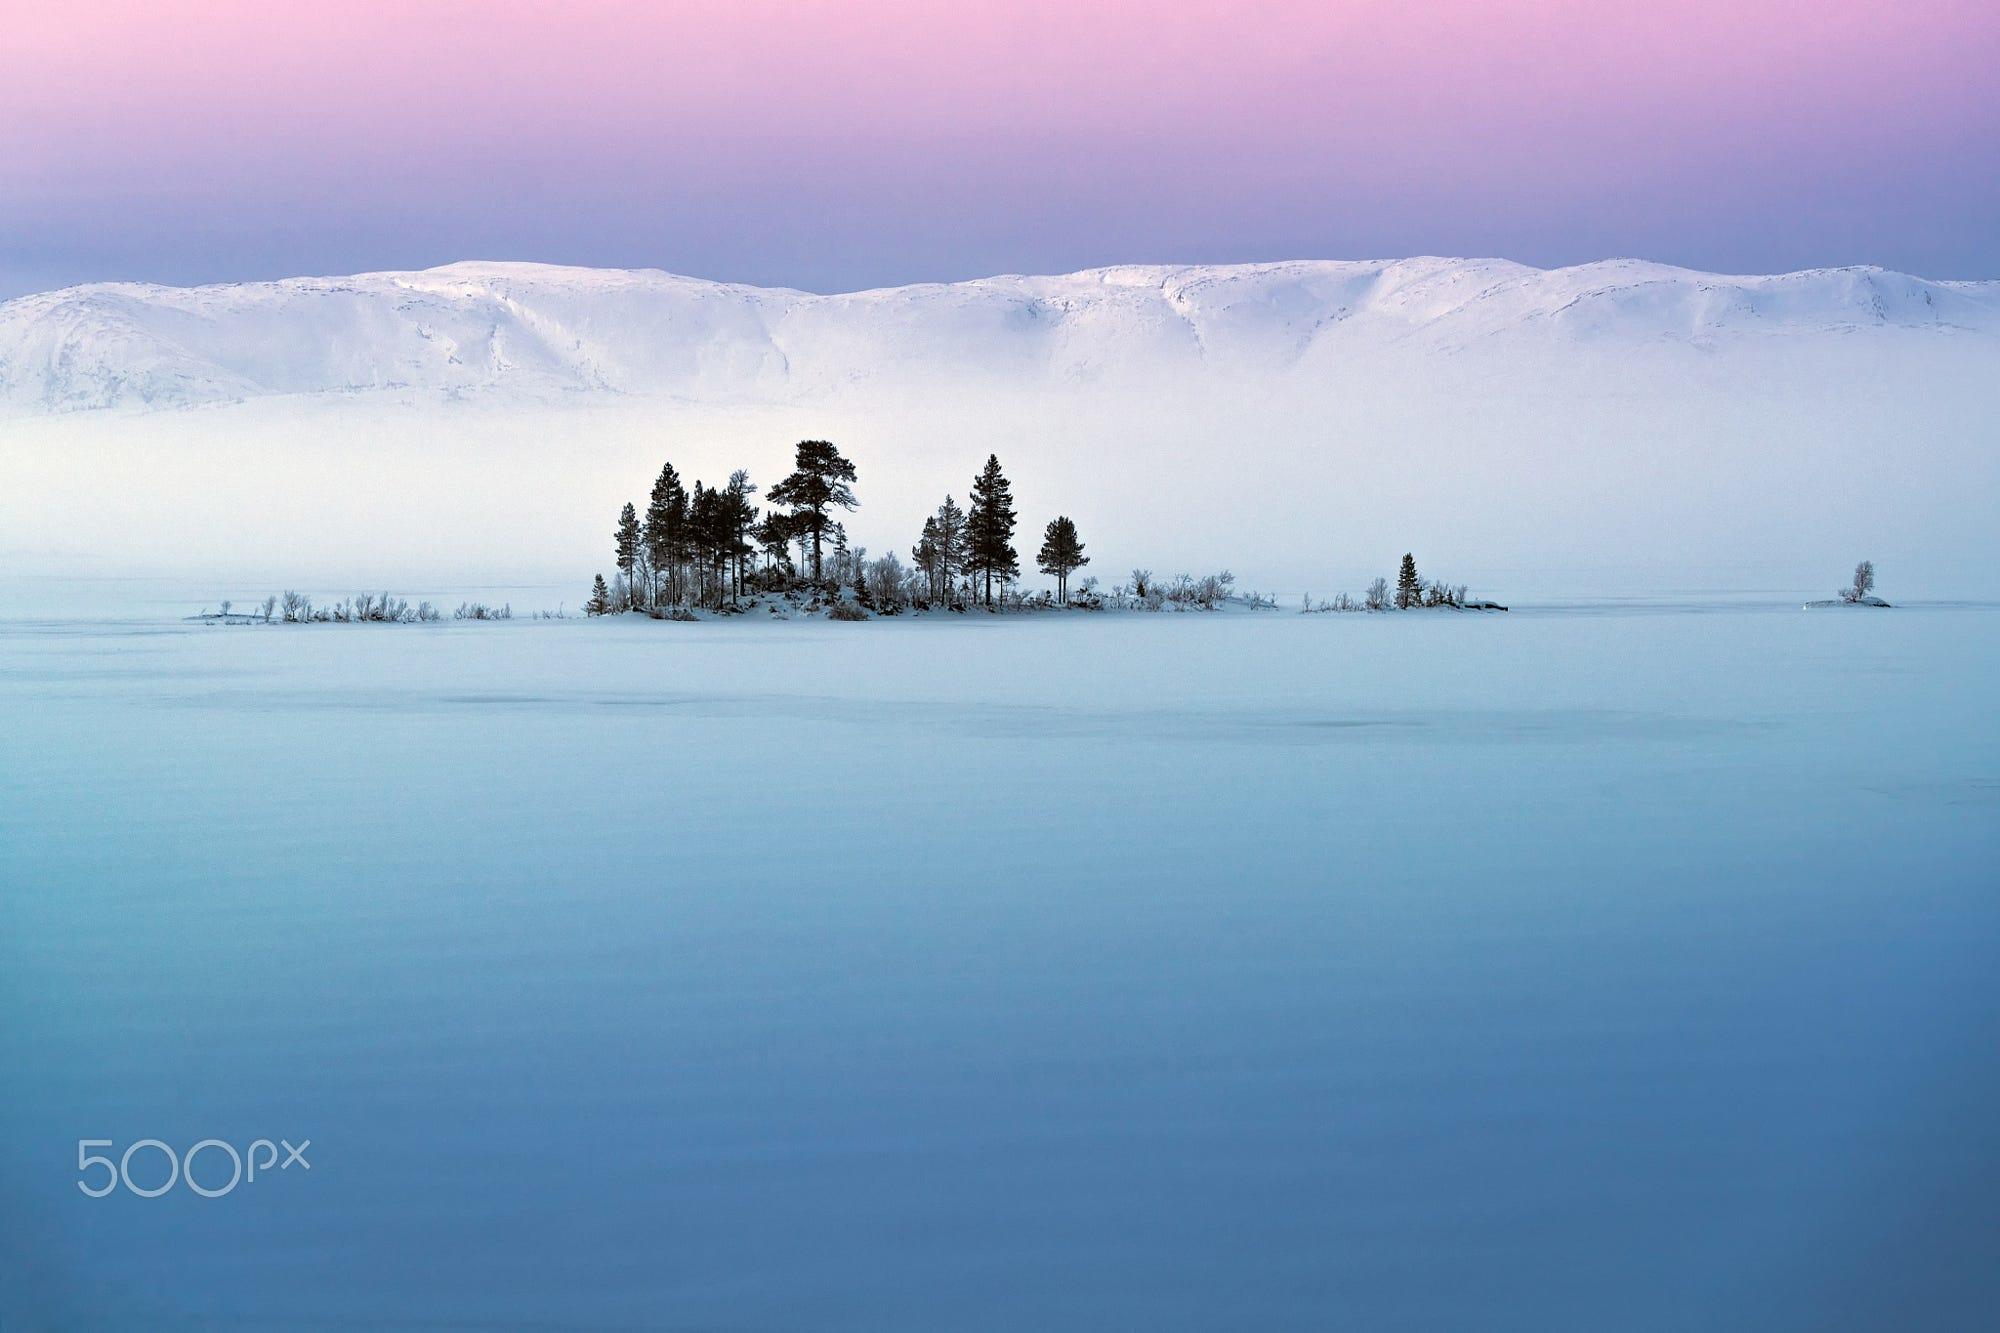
top-left (913, 517), bottom-right (941, 602)
top-left (1395, 553), bottom-right (1420, 610)
top-left (585, 574), bottom-right (612, 616)
top-left (613, 503), bottom-right (641, 610)
top-left (723, 470), bottom-right (759, 603)
top-left (932, 495), bottom-right (967, 604)
top-left (766, 439), bottom-right (858, 586)
top-left (756, 512), bottom-right (794, 580)
top-left (644, 463), bottom-right (687, 608)
top-left (683, 482), bottom-right (716, 607)
top-left (1036, 516), bottom-right (1089, 603)
top-left (829, 523), bottom-right (851, 586)
top-left (964, 455), bottom-right (1019, 607)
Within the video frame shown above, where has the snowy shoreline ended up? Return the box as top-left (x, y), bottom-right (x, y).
top-left (183, 592), bottom-right (1520, 627)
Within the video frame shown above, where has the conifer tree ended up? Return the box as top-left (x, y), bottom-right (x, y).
top-left (1036, 516), bottom-right (1089, 603)
top-left (932, 495), bottom-right (967, 603)
top-left (756, 512), bottom-right (794, 579)
top-left (829, 523), bottom-right (851, 585)
top-left (687, 481), bottom-right (721, 607)
top-left (614, 503), bottom-right (641, 610)
top-left (644, 463), bottom-right (687, 608)
top-left (586, 574), bottom-right (612, 616)
top-left (964, 455), bottom-right (1019, 607)
top-left (766, 439), bottom-right (858, 586)
top-left (723, 470), bottom-right (759, 603)
top-left (1395, 553), bottom-right (1421, 610)
top-left (913, 517), bottom-right (941, 601)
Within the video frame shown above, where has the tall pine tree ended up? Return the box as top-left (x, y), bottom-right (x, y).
top-left (1036, 516), bottom-right (1089, 603)
top-left (723, 470), bottom-right (759, 603)
top-left (913, 517), bottom-right (941, 601)
top-left (686, 481), bottom-right (721, 607)
top-left (964, 456), bottom-right (1019, 607)
top-left (643, 463), bottom-right (687, 608)
top-left (931, 495), bottom-right (967, 604)
top-left (766, 439), bottom-right (857, 586)
top-left (1395, 553), bottom-right (1421, 610)
top-left (613, 503), bottom-right (641, 610)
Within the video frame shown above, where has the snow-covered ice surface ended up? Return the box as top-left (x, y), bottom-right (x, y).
top-left (3, 600), bottom-right (1998, 1329)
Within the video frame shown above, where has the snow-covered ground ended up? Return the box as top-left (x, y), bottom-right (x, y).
top-left (3, 602), bottom-right (1997, 1328)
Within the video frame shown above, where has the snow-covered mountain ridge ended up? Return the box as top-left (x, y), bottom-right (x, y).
top-left (3, 257), bottom-right (1995, 414)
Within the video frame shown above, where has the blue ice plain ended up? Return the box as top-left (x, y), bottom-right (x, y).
top-left (2, 602), bottom-right (1996, 1330)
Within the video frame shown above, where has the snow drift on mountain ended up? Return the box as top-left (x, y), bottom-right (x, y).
top-left (2, 258), bottom-right (1996, 414)
top-left (1, 258), bottom-right (1996, 600)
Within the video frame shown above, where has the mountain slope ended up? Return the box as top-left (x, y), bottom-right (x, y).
top-left (2, 257), bottom-right (1996, 598)
top-left (3, 258), bottom-right (1996, 414)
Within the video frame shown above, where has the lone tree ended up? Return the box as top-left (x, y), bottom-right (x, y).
top-left (614, 503), bottom-right (641, 610)
top-left (1037, 516), bottom-right (1089, 603)
top-left (1844, 560), bottom-right (1876, 604)
top-left (767, 439), bottom-right (858, 586)
top-left (1395, 553), bottom-right (1421, 610)
top-left (585, 574), bottom-right (612, 616)
top-left (965, 454), bottom-right (1019, 607)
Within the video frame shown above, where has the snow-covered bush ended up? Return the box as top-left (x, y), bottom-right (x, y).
top-left (1163, 571), bottom-right (1235, 610)
top-left (866, 553), bottom-right (906, 610)
top-left (1421, 582), bottom-right (1468, 610)
top-left (827, 599), bottom-right (869, 621)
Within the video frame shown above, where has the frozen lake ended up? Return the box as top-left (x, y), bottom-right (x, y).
top-left (3, 600), bottom-right (1997, 1329)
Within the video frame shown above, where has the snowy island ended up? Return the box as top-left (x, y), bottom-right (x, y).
top-left (1804, 561), bottom-right (1891, 609)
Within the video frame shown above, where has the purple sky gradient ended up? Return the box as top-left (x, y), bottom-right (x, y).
top-left (3, 0), bottom-right (1996, 299)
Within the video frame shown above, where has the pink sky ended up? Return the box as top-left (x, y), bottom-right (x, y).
top-left (2, 0), bottom-right (1995, 295)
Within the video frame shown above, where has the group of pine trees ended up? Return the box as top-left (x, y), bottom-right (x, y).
top-left (605, 466), bottom-right (764, 614)
top-left (587, 440), bottom-right (1091, 616)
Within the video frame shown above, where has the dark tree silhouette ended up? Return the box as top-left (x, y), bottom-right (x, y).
top-left (643, 462), bottom-right (687, 608)
top-left (1037, 516), bottom-right (1089, 603)
top-left (614, 503), bottom-right (641, 610)
top-left (756, 511), bottom-right (794, 577)
top-left (913, 517), bottom-right (941, 601)
top-left (931, 495), bottom-right (968, 604)
top-left (767, 439), bottom-right (858, 586)
top-left (723, 470), bottom-right (759, 603)
top-left (965, 455), bottom-right (1019, 607)
top-left (1395, 553), bottom-right (1421, 610)
top-left (686, 481), bottom-right (724, 608)
top-left (585, 574), bottom-right (612, 616)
